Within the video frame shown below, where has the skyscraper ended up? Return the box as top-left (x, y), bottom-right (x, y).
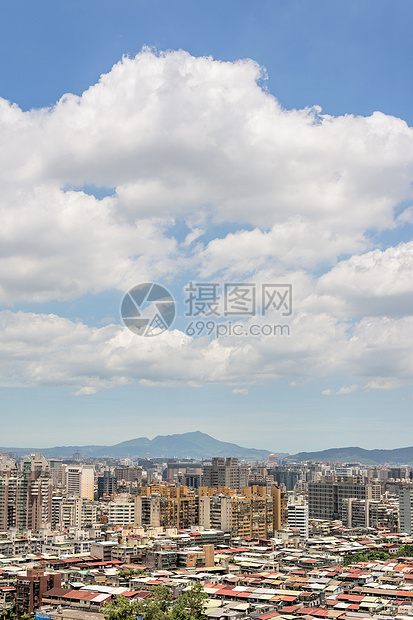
top-left (399, 487), bottom-right (413, 534)
top-left (0, 453), bottom-right (52, 530)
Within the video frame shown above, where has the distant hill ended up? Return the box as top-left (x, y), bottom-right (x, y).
top-left (5, 436), bottom-right (413, 464)
top-left (289, 445), bottom-right (413, 465)
top-left (0, 431), bottom-right (272, 460)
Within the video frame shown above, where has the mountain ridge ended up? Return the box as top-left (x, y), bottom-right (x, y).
top-left (0, 431), bottom-right (272, 460)
top-left (3, 435), bottom-right (413, 464)
top-left (289, 445), bottom-right (413, 465)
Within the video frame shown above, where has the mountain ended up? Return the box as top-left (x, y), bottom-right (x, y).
top-left (0, 445), bottom-right (103, 458)
top-left (289, 445), bottom-right (413, 465)
top-left (6, 437), bottom-right (413, 464)
top-left (90, 431), bottom-right (272, 459)
top-left (0, 431), bottom-right (272, 460)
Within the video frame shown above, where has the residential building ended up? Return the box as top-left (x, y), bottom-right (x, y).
top-left (272, 485), bottom-right (288, 531)
top-left (308, 480), bottom-right (381, 520)
top-left (399, 487), bottom-right (413, 534)
top-left (65, 465), bottom-right (95, 500)
top-left (107, 496), bottom-right (135, 525)
top-left (199, 486), bottom-right (274, 539)
top-left (59, 498), bottom-right (98, 529)
top-left (202, 458), bottom-right (249, 493)
top-left (0, 453), bottom-right (52, 531)
top-left (97, 470), bottom-right (117, 499)
top-left (288, 503), bottom-right (309, 539)
top-left (341, 498), bottom-right (390, 529)
top-left (135, 486), bottom-right (198, 529)
top-left (15, 567), bottom-right (61, 616)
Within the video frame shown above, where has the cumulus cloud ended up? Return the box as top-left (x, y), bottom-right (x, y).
top-left (311, 242), bottom-right (413, 318)
top-left (197, 218), bottom-right (369, 277)
top-left (0, 186), bottom-right (180, 303)
top-left (0, 49), bottom-right (413, 303)
top-left (1, 48), bottom-right (413, 395)
top-left (0, 310), bottom-right (412, 394)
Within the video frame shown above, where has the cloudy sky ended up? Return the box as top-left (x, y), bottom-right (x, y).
top-left (1, 0), bottom-right (413, 453)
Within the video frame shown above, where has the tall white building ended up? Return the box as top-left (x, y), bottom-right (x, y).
top-left (287, 503), bottom-right (309, 539)
top-left (60, 497), bottom-right (98, 529)
top-left (399, 488), bottom-right (413, 534)
top-left (80, 466), bottom-right (95, 500)
top-left (65, 465), bottom-right (95, 500)
top-left (108, 496), bottom-right (135, 525)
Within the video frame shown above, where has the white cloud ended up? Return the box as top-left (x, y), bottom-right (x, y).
top-left (197, 218), bottom-right (369, 277)
top-left (73, 386), bottom-right (98, 396)
top-left (0, 186), bottom-right (180, 303)
top-left (0, 49), bottom-right (413, 303)
top-left (0, 310), bottom-right (412, 395)
top-left (1, 49), bottom-right (413, 396)
top-left (232, 388), bottom-right (249, 395)
top-left (312, 241), bottom-right (413, 318)
top-left (322, 385), bottom-right (358, 396)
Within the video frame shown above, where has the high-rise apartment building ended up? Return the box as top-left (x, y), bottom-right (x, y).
top-left (135, 486), bottom-right (198, 529)
top-left (65, 466), bottom-right (81, 496)
top-left (270, 467), bottom-right (301, 491)
top-left (287, 503), bottom-right (309, 539)
top-left (399, 487), bottom-right (413, 534)
top-left (272, 486), bottom-right (288, 531)
top-left (15, 568), bottom-right (61, 616)
top-left (341, 498), bottom-right (390, 529)
top-left (80, 465), bottom-right (94, 500)
top-left (65, 465), bottom-right (95, 500)
top-left (97, 470), bottom-right (117, 499)
top-left (59, 497), bottom-right (98, 529)
top-left (0, 454), bottom-right (19, 530)
top-left (114, 466), bottom-right (142, 484)
top-left (0, 453), bottom-right (52, 531)
top-left (107, 496), bottom-right (136, 525)
top-left (202, 458), bottom-right (249, 492)
top-left (199, 486), bottom-right (275, 539)
top-left (308, 480), bottom-right (381, 520)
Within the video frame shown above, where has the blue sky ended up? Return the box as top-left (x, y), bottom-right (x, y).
top-left (0, 1), bottom-right (413, 453)
top-left (1, 1), bottom-right (412, 122)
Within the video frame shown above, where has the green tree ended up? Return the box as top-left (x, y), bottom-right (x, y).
top-left (103, 596), bottom-right (142, 620)
top-left (103, 584), bottom-right (208, 620)
top-left (171, 583), bottom-right (208, 620)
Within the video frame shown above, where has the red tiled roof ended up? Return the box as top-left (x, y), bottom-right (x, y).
top-left (44, 589), bottom-right (111, 603)
top-left (297, 608), bottom-right (329, 617)
top-left (42, 587), bottom-right (70, 598)
top-left (122, 591), bottom-right (151, 599)
top-left (85, 561), bottom-right (123, 566)
top-left (337, 595), bottom-right (364, 602)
